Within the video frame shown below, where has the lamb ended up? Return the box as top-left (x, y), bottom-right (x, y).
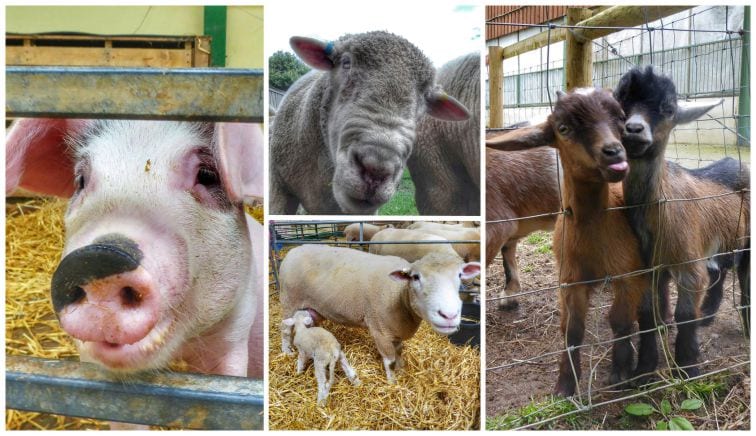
top-left (369, 228), bottom-right (459, 262)
top-left (270, 32), bottom-right (470, 215)
top-left (343, 222), bottom-right (394, 242)
top-left (404, 226), bottom-right (480, 262)
top-left (282, 310), bottom-right (360, 405)
top-left (486, 88), bottom-right (653, 396)
top-left (485, 146), bottom-right (561, 310)
top-left (279, 245), bottom-right (480, 383)
top-left (614, 67), bottom-right (750, 376)
top-left (408, 52), bottom-right (481, 215)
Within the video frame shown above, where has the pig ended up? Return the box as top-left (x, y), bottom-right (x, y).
top-left (270, 31), bottom-right (471, 214)
top-left (6, 119), bottom-right (264, 379)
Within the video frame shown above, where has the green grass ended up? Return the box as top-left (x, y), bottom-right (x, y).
top-left (486, 397), bottom-right (587, 430)
top-left (525, 231), bottom-right (549, 245)
top-left (378, 169), bottom-right (418, 215)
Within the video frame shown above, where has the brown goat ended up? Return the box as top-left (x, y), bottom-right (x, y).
top-left (485, 146), bottom-right (560, 310)
top-left (486, 88), bottom-right (652, 396)
top-left (615, 67), bottom-right (750, 379)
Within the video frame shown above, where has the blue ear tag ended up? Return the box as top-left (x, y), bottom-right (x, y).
top-left (324, 41), bottom-right (334, 55)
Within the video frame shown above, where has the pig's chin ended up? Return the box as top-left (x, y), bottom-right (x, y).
top-left (79, 317), bottom-right (178, 373)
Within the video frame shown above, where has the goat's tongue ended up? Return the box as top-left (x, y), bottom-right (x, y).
top-left (608, 161), bottom-right (628, 172)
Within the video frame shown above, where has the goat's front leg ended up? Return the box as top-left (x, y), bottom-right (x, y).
top-left (500, 241), bottom-right (522, 310)
top-left (674, 264), bottom-right (706, 378)
top-left (554, 285), bottom-right (589, 397)
top-left (608, 278), bottom-right (644, 388)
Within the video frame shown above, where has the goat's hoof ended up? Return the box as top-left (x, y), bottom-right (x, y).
top-left (553, 381), bottom-right (575, 397)
top-left (608, 372), bottom-right (631, 390)
top-left (498, 299), bottom-right (519, 311)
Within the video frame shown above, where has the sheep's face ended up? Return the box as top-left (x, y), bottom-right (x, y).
top-left (390, 253), bottom-right (480, 335)
top-left (290, 32), bottom-right (469, 214)
top-left (615, 66), bottom-right (721, 159)
top-left (550, 88), bottom-right (629, 183)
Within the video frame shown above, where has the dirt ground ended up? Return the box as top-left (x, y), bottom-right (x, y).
top-left (485, 231), bottom-right (750, 429)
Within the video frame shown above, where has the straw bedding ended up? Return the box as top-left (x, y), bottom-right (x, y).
top-left (5, 198), bottom-right (264, 430)
top-left (268, 247), bottom-right (481, 430)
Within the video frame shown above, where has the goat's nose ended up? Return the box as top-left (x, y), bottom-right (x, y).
top-left (602, 143), bottom-right (623, 157)
top-left (625, 122), bottom-right (645, 134)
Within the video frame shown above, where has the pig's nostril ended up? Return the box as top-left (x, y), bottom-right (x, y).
top-left (120, 286), bottom-right (143, 307)
top-left (68, 286), bottom-right (86, 305)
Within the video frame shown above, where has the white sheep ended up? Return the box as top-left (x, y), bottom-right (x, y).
top-left (282, 310), bottom-right (360, 405)
top-left (406, 225), bottom-right (480, 262)
top-left (369, 228), bottom-right (459, 262)
top-left (279, 245), bottom-right (481, 383)
top-left (343, 222), bottom-right (394, 242)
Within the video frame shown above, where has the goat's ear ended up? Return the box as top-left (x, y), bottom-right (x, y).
top-left (674, 99), bottom-right (722, 125)
top-left (485, 122), bottom-right (554, 151)
top-left (282, 318), bottom-right (295, 327)
top-left (290, 36), bottom-right (334, 70)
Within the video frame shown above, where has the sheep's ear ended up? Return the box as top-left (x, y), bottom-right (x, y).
top-left (426, 91), bottom-right (470, 121)
top-left (290, 36), bottom-right (334, 70)
top-left (674, 99), bottom-right (722, 125)
top-left (486, 122), bottom-right (554, 151)
top-left (389, 268), bottom-right (412, 282)
top-left (282, 318), bottom-right (295, 327)
top-left (304, 316), bottom-right (314, 326)
top-left (461, 262), bottom-right (481, 280)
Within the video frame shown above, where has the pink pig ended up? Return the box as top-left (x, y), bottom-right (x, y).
top-left (6, 119), bottom-right (264, 379)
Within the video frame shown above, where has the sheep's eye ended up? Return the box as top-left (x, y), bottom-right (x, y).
top-left (411, 273), bottom-right (420, 281)
top-left (558, 124), bottom-right (570, 135)
top-left (341, 55), bottom-right (351, 70)
top-left (196, 166), bottom-right (219, 187)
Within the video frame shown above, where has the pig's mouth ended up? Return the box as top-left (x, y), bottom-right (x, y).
top-left (83, 317), bottom-right (176, 371)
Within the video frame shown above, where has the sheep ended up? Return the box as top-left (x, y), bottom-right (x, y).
top-left (369, 228), bottom-right (460, 262)
top-left (486, 87), bottom-right (653, 396)
top-left (485, 146), bottom-right (561, 310)
top-left (282, 310), bottom-right (360, 405)
top-left (408, 52), bottom-right (481, 215)
top-left (279, 245), bottom-right (480, 383)
top-left (614, 67), bottom-right (750, 376)
top-left (269, 32), bottom-right (470, 215)
top-left (404, 226), bottom-right (480, 262)
top-left (343, 223), bottom-right (394, 242)
top-left (407, 222), bottom-right (464, 231)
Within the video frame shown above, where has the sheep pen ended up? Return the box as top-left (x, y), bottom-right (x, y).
top-left (5, 198), bottom-right (264, 430)
top-left (268, 222), bottom-right (480, 430)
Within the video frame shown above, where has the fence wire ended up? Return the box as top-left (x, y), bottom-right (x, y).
top-left (485, 5), bottom-right (750, 430)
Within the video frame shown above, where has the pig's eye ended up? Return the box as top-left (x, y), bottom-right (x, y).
top-left (75, 174), bottom-right (85, 191)
top-left (196, 166), bottom-right (219, 187)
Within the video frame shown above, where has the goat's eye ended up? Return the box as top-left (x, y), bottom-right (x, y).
top-left (660, 102), bottom-right (675, 116)
top-left (341, 55), bottom-right (351, 70)
top-left (558, 124), bottom-right (570, 135)
top-left (196, 166), bottom-right (220, 187)
top-left (411, 273), bottom-right (420, 281)
top-left (75, 174), bottom-right (85, 191)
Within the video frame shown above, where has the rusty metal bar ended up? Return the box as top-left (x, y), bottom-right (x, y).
top-left (6, 355), bottom-right (263, 429)
top-left (6, 66), bottom-right (263, 122)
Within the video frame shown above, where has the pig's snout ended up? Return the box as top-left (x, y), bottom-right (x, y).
top-left (51, 235), bottom-right (160, 345)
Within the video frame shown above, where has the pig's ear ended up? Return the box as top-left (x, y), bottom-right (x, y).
top-left (290, 36), bottom-right (334, 70)
top-left (6, 118), bottom-right (85, 197)
top-left (215, 123), bottom-right (264, 205)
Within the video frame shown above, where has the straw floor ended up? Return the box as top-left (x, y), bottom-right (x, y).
top-left (5, 197), bottom-right (263, 430)
top-left (268, 248), bottom-right (481, 430)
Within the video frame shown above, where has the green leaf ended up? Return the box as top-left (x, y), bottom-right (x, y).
top-left (680, 398), bottom-right (704, 411)
top-left (625, 403), bottom-right (655, 416)
top-left (669, 416), bottom-right (694, 430)
top-left (656, 421), bottom-right (668, 430)
top-left (660, 399), bottom-right (672, 416)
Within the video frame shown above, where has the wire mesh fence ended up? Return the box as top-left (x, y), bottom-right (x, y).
top-left (485, 5), bottom-right (750, 430)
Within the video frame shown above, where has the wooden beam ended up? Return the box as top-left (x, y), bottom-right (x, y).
top-left (488, 45), bottom-right (504, 128)
top-left (565, 7), bottom-right (594, 90)
top-left (497, 5), bottom-right (691, 60)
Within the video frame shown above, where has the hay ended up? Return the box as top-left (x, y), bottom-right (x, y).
top-left (268, 250), bottom-right (481, 430)
top-left (5, 198), bottom-right (264, 430)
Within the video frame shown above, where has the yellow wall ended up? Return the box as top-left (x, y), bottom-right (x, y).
top-left (6, 5), bottom-right (263, 68)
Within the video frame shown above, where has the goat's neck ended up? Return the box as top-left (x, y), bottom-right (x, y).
top-left (624, 146), bottom-right (666, 206)
top-left (561, 172), bottom-right (611, 223)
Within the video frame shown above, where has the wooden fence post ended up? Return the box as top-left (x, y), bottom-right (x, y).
top-left (488, 45), bottom-right (504, 127)
top-left (565, 7), bottom-right (594, 90)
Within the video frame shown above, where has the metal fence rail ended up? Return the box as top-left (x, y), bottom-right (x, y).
top-left (7, 355), bottom-right (264, 429)
top-left (7, 66), bottom-right (264, 121)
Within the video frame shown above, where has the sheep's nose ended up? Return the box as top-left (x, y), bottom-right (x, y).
top-left (602, 143), bottom-right (623, 157)
top-left (438, 310), bottom-right (459, 321)
top-left (625, 122), bottom-right (645, 134)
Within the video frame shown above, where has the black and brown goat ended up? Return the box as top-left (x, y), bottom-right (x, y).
top-left (486, 88), bottom-right (652, 396)
top-left (485, 146), bottom-right (560, 310)
top-left (615, 67), bottom-right (750, 379)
